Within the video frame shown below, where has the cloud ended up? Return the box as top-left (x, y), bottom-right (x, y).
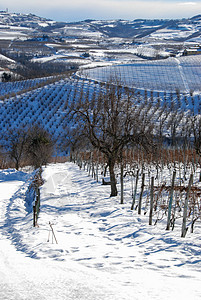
top-left (2, 0), bottom-right (201, 21)
top-left (178, 2), bottom-right (197, 5)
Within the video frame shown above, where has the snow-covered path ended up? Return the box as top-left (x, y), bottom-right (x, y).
top-left (0, 237), bottom-right (131, 300)
top-left (0, 171), bottom-right (133, 300)
top-left (174, 57), bottom-right (190, 92)
top-left (0, 163), bottom-right (201, 299)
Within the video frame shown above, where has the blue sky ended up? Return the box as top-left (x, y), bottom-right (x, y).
top-left (1, 0), bottom-right (201, 22)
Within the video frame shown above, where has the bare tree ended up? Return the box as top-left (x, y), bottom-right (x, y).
top-left (67, 82), bottom-right (154, 196)
top-left (3, 128), bottom-right (28, 170)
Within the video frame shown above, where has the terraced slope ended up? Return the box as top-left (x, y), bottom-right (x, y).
top-left (0, 72), bottom-right (200, 154)
top-left (81, 56), bottom-right (201, 93)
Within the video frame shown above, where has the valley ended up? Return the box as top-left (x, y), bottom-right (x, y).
top-left (0, 11), bottom-right (201, 299)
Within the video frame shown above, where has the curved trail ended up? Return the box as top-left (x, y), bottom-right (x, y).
top-left (0, 165), bottom-right (201, 299)
top-left (0, 172), bottom-right (133, 300)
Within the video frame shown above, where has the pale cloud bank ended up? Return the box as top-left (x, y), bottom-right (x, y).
top-left (1, 0), bottom-right (201, 21)
top-left (178, 2), bottom-right (197, 5)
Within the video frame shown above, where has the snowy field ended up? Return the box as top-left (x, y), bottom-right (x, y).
top-left (0, 162), bottom-right (201, 299)
top-left (81, 56), bottom-right (201, 92)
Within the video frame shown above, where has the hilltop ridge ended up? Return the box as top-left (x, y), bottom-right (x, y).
top-left (0, 11), bottom-right (201, 79)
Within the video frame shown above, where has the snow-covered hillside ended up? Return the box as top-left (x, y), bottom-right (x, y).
top-left (1, 11), bottom-right (201, 76)
top-left (0, 162), bottom-right (201, 299)
top-left (81, 55), bottom-right (201, 93)
top-left (0, 11), bottom-right (201, 41)
top-left (0, 11), bottom-right (56, 29)
top-left (0, 68), bottom-right (200, 151)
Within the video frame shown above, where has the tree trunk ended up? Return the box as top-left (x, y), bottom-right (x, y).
top-left (70, 151), bottom-right (73, 162)
top-left (108, 157), bottom-right (117, 197)
top-left (15, 160), bottom-right (19, 170)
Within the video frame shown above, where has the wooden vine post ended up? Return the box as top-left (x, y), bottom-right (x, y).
top-left (96, 151), bottom-right (99, 182)
top-left (120, 162), bottom-right (124, 204)
top-left (181, 173), bottom-right (193, 238)
top-left (131, 169), bottom-right (139, 210)
top-left (138, 173), bottom-right (145, 215)
top-left (149, 176), bottom-right (154, 225)
top-left (33, 186), bottom-right (41, 227)
top-left (166, 170), bottom-right (176, 230)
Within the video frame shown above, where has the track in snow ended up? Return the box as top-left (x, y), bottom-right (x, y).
top-left (0, 164), bottom-right (201, 300)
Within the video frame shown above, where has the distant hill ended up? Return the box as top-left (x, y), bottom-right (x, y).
top-left (1, 11), bottom-right (201, 79)
top-left (0, 11), bottom-right (55, 28)
top-left (0, 11), bottom-right (201, 40)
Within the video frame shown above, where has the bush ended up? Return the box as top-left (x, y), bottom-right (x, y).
top-left (25, 125), bottom-right (54, 169)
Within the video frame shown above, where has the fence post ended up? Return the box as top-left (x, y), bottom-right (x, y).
top-left (181, 173), bottom-right (193, 238)
top-left (38, 188), bottom-right (40, 208)
top-left (138, 173), bottom-right (145, 215)
top-left (120, 163), bottom-right (124, 204)
top-left (149, 176), bottom-right (154, 225)
top-left (33, 186), bottom-right (41, 227)
top-left (33, 205), bottom-right (36, 227)
top-left (36, 187), bottom-right (40, 221)
top-left (166, 170), bottom-right (176, 230)
top-left (131, 169), bottom-right (139, 210)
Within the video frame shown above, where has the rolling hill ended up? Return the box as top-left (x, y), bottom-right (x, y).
top-left (0, 11), bottom-right (201, 157)
top-left (1, 12), bottom-right (201, 78)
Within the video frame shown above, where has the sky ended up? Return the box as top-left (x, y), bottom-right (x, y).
top-left (1, 0), bottom-right (201, 22)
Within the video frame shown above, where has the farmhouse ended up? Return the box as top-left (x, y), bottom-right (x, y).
top-left (183, 47), bottom-right (201, 56)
